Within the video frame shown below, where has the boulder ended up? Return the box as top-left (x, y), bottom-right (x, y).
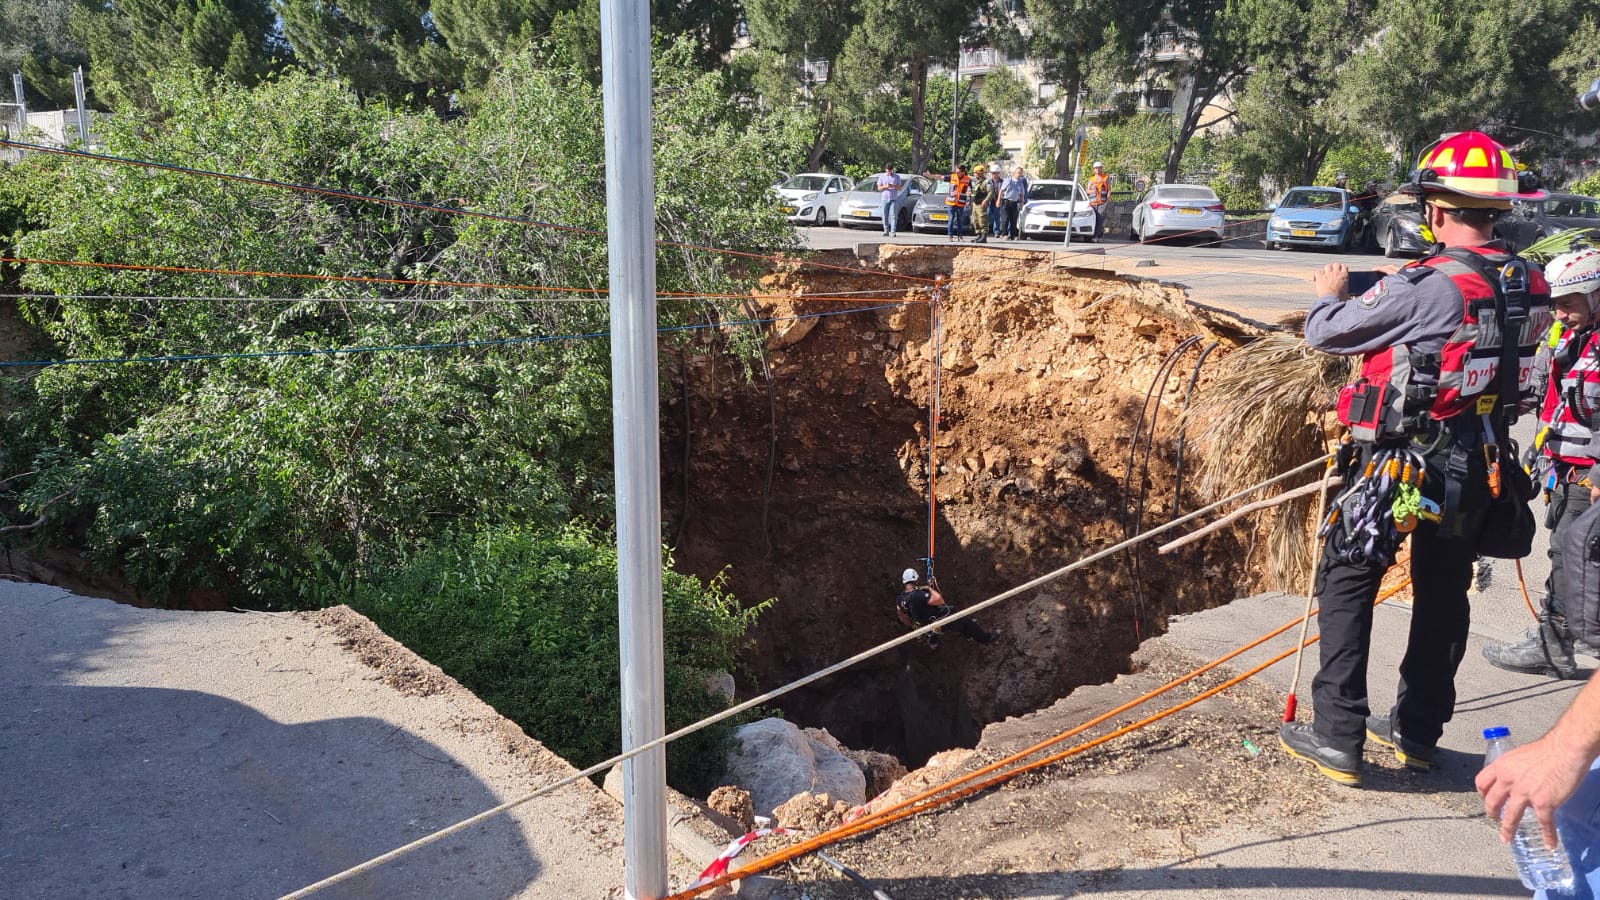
top-left (723, 718), bottom-right (866, 817)
top-left (705, 786), bottom-right (755, 832)
top-left (772, 791), bottom-right (851, 832)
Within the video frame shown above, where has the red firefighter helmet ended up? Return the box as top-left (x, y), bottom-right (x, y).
top-left (1411, 131), bottom-right (1546, 207)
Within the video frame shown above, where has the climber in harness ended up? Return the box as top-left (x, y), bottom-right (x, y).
top-left (1483, 247), bottom-right (1600, 678)
top-left (895, 568), bottom-right (999, 648)
top-left (1279, 131), bottom-right (1552, 788)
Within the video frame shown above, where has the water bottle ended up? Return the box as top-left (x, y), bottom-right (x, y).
top-left (1484, 726), bottom-right (1577, 894)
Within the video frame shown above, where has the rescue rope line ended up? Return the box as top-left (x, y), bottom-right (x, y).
top-left (0, 302), bottom-right (913, 369)
top-left (0, 138), bottom-right (941, 285)
top-left (1285, 439), bottom-right (1338, 722)
top-left (1515, 558), bottom-right (1540, 621)
top-left (925, 277), bottom-right (945, 581)
top-left (277, 453), bottom-right (1331, 898)
top-left (0, 288), bottom-right (915, 305)
top-left (674, 576), bottom-right (1411, 897)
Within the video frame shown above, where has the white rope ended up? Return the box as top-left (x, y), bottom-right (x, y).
top-left (279, 451), bottom-right (1332, 899)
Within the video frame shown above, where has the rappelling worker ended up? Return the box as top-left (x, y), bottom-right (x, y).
top-left (895, 568), bottom-right (999, 648)
top-left (1280, 131), bottom-right (1551, 787)
top-left (1483, 248), bottom-right (1600, 679)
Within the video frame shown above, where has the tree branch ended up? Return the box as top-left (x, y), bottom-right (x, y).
top-left (0, 489), bottom-right (75, 536)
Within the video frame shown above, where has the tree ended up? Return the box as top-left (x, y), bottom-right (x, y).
top-left (276, 0), bottom-right (461, 113)
top-left (71, 0), bottom-right (287, 108)
top-left (835, 0), bottom-right (986, 174)
top-left (0, 0), bottom-right (88, 109)
top-left (1157, 0), bottom-right (1281, 184)
top-left (1022, 0), bottom-right (1161, 177)
top-left (741, 0), bottom-right (862, 169)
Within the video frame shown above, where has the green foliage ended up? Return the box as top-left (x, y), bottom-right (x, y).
top-left (276, 0), bottom-right (460, 112)
top-left (7, 46), bottom-right (800, 604)
top-left (1314, 139), bottom-right (1397, 195)
top-left (1085, 113), bottom-right (1174, 184)
top-left (0, 0), bottom-right (87, 109)
top-left (349, 523), bottom-right (770, 793)
top-left (1572, 171), bottom-right (1600, 197)
top-left (71, 0), bottom-right (286, 108)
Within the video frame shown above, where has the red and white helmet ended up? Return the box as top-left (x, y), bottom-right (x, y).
top-left (1547, 248), bottom-right (1600, 303)
top-left (1412, 131), bottom-right (1547, 208)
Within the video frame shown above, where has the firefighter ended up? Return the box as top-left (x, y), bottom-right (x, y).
top-left (1483, 247), bottom-right (1600, 679)
top-left (1280, 131), bottom-right (1552, 787)
top-left (895, 568), bottom-right (998, 648)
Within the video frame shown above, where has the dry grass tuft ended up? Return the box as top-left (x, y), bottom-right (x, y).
top-left (1182, 334), bottom-right (1354, 590)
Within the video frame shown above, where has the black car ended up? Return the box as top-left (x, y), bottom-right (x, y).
top-left (1367, 192), bottom-right (1431, 258)
top-left (1495, 193), bottom-right (1600, 252)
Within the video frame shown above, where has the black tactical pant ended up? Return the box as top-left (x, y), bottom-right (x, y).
top-left (1311, 435), bottom-right (1490, 752)
top-left (919, 606), bottom-right (996, 643)
top-left (1545, 478), bottom-right (1593, 628)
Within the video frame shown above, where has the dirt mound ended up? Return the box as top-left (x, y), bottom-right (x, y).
top-left (664, 245), bottom-right (1259, 766)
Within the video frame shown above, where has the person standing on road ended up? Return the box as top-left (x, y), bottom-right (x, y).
top-left (1001, 166), bottom-right (1028, 239)
top-left (894, 568), bottom-right (999, 648)
top-left (876, 164), bottom-right (904, 237)
top-left (945, 165), bottom-right (972, 242)
top-left (1087, 161), bottom-right (1112, 243)
top-left (988, 168), bottom-right (1005, 236)
top-left (1484, 248), bottom-right (1600, 679)
top-left (970, 165), bottom-right (992, 243)
top-left (1280, 131), bottom-right (1551, 788)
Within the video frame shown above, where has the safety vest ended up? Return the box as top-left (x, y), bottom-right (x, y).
top-left (1088, 173), bottom-right (1111, 206)
top-left (1539, 326), bottom-right (1600, 465)
top-left (945, 175), bottom-right (970, 208)
top-left (1337, 247), bottom-right (1547, 442)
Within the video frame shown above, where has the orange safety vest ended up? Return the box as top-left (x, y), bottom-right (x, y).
top-left (945, 174), bottom-right (971, 208)
top-left (1088, 172), bottom-right (1111, 206)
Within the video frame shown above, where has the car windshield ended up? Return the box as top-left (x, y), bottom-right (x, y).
top-left (854, 176), bottom-right (892, 192)
top-left (1030, 183), bottom-right (1086, 202)
top-left (1152, 186), bottom-right (1218, 202)
top-left (781, 175), bottom-right (831, 191)
top-left (929, 181), bottom-right (951, 196)
top-left (1550, 197), bottom-right (1600, 219)
top-left (1281, 189), bottom-right (1343, 210)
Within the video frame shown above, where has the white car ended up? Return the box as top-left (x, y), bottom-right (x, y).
top-left (1019, 180), bottom-right (1096, 241)
top-left (836, 175), bottom-right (935, 231)
top-left (774, 173), bottom-right (852, 226)
top-left (1132, 184), bottom-right (1227, 244)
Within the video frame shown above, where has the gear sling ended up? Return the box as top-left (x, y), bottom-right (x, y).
top-left (1331, 248), bottom-right (1542, 559)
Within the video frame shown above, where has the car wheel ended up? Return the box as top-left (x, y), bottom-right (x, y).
top-left (1382, 226), bottom-right (1402, 258)
top-left (1263, 240), bottom-right (1276, 250)
top-left (899, 208), bottom-right (912, 232)
top-left (813, 206), bottom-right (827, 227)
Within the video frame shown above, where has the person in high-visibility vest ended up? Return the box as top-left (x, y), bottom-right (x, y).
top-left (945, 165), bottom-right (971, 242)
top-left (1087, 161), bottom-right (1112, 242)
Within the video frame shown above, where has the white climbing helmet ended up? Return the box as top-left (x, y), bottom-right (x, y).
top-left (1546, 248), bottom-right (1600, 309)
top-left (901, 568), bottom-right (920, 584)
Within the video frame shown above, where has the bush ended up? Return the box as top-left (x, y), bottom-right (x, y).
top-left (351, 524), bottom-right (770, 793)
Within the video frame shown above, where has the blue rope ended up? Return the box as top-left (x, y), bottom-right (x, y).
top-left (0, 302), bottom-right (910, 369)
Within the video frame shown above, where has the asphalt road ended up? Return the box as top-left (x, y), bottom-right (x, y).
top-left (802, 222), bottom-right (1388, 323)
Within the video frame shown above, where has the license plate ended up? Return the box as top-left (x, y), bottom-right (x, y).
top-left (1179, 207), bottom-right (1201, 215)
top-left (1291, 228), bottom-right (1316, 237)
top-left (931, 213), bottom-right (948, 222)
top-left (779, 207), bottom-right (795, 215)
top-left (852, 209), bottom-right (872, 217)
top-left (1048, 219), bottom-right (1067, 227)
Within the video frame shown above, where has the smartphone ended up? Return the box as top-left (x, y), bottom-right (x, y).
top-left (1346, 270), bottom-right (1385, 296)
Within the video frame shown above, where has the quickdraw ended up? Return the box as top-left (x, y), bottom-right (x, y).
top-left (1321, 447), bottom-right (1428, 565)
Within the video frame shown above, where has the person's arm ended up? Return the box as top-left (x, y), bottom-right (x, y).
top-left (1477, 671), bottom-right (1600, 848)
top-left (926, 586), bottom-right (946, 607)
top-left (1303, 266), bottom-right (1430, 355)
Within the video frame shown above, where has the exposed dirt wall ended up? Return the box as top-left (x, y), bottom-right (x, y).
top-left (664, 245), bottom-right (1259, 766)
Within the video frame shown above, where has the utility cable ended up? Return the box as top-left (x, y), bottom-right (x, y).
top-left (277, 453), bottom-right (1330, 899)
top-left (675, 576), bottom-right (1410, 897)
top-left (1170, 341), bottom-right (1224, 520)
top-left (0, 138), bottom-right (941, 285)
top-left (0, 301), bottom-right (913, 369)
top-left (0, 288), bottom-right (915, 305)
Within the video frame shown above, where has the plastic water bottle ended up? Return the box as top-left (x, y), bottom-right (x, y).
top-left (1484, 726), bottom-right (1577, 894)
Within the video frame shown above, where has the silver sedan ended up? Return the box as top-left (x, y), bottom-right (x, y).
top-left (1131, 184), bottom-right (1227, 244)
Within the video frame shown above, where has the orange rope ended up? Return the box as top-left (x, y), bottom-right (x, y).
top-left (1514, 559), bottom-right (1539, 621)
top-left (671, 575), bottom-right (1413, 897)
top-left (0, 255), bottom-right (928, 303)
top-left (0, 139), bottom-right (943, 285)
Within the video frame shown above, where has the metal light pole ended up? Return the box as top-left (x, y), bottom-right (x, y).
top-left (950, 45), bottom-right (961, 170)
top-left (72, 66), bottom-right (88, 146)
top-left (1065, 124), bottom-right (1086, 245)
top-left (12, 73), bottom-right (25, 132)
top-left (599, 0), bottom-right (667, 892)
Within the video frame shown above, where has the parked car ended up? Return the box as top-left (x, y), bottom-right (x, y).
top-left (1265, 186), bottom-right (1359, 251)
top-left (774, 173), bottom-right (852, 226)
top-left (911, 181), bottom-right (956, 233)
top-left (1019, 180), bottom-right (1095, 241)
top-left (1495, 192), bottom-right (1600, 252)
top-left (1130, 183), bottom-right (1226, 244)
top-left (836, 175), bottom-right (935, 232)
top-left (1367, 192), bottom-right (1431, 258)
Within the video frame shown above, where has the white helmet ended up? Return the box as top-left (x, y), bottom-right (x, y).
top-left (1547, 248), bottom-right (1600, 308)
top-left (901, 568), bottom-right (920, 584)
